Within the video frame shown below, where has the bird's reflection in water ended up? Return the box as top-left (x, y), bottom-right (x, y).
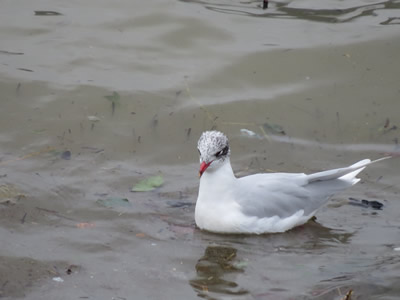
top-left (189, 245), bottom-right (248, 298)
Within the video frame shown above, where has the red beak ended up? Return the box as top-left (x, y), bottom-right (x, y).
top-left (199, 161), bottom-right (211, 177)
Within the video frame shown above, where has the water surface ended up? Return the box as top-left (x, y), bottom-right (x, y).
top-left (1, 0), bottom-right (400, 299)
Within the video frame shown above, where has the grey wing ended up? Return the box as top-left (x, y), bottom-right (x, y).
top-left (236, 173), bottom-right (316, 219)
top-left (235, 158), bottom-right (387, 219)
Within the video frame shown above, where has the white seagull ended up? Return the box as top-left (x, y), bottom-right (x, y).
top-left (195, 131), bottom-right (389, 234)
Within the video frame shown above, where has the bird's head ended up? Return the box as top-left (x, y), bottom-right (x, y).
top-left (197, 131), bottom-right (230, 177)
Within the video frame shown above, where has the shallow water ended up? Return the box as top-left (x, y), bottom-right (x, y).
top-left (1, 0), bottom-right (400, 299)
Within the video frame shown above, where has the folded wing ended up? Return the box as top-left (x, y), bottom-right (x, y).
top-left (236, 158), bottom-right (389, 219)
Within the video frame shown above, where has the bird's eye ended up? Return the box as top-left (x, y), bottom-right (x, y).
top-left (215, 146), bottom-right (228, 158)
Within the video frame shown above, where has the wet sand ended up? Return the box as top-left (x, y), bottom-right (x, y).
top-left (1, 0), bottom-right (400, 299)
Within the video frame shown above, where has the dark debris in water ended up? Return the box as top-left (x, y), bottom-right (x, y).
top-left (348, 197), bottom-right (384, 210)
top-left (34, 11), bottom-right (63, 16)
top-left (0, 50), bottom-right (24, 55)
top-left (341, 289), bottom-right (353, 300)
top-left (66, 264), bottom-right (80, 275)
top-left (61, 150), bottom-right (71, 160)
top-left (104, 91), bottom-right (120, 115)
top-left (384, 118), bottom-right (390, 129)
top-left (17, 68), bottom-right (33, 72)
top-left (20, 212), bottom-right (27, 224)
top-left (166, 201), bottom-right (193, 208)
top-left (380, 17), bottom-right (400, 25)
top-left (377, 117), bottom-right (398, 135)
top-left (186, 127), bottom-right (192, 139)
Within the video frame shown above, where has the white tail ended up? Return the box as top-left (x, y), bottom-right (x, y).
top-left (307, 157), bottom-right (390, 183)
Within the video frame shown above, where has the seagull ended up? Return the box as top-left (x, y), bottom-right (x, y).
top-left (195, 131), bottom-right (389, 234)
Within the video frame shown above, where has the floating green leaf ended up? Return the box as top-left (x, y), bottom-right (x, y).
top-left (96, 197), bottom-right (131, 208)
top-left (131, 175), bottom-right (164, 192)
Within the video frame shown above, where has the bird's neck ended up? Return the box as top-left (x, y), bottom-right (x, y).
top-left (200, 158), bottom-right (236, 185)
top-left (197, 158), bottom-right (237, 213)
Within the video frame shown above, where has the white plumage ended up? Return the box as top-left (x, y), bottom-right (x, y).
top-left (195, 131), bottom-right (389, 234)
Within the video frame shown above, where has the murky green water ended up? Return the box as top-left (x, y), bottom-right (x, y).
top-left (1, 0), bottom-right (400, 299)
